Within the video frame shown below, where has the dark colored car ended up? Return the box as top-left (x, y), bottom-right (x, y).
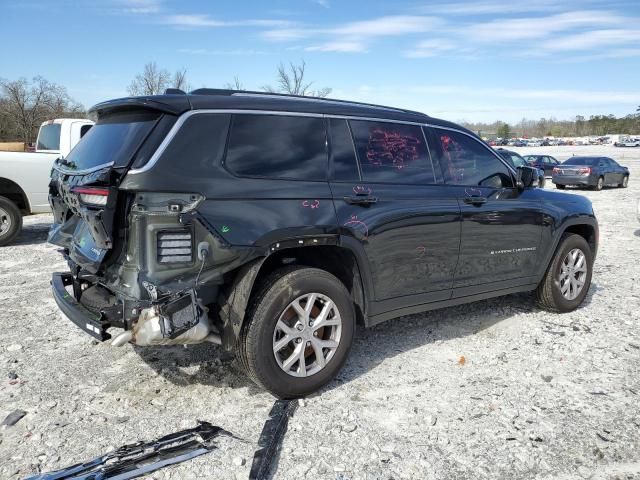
top-left (552, 156), bottom-right (629, 190)
top-left (496, 149), bottom-right (545, 187)
top-left (48, 90), bottom-right (599, 398)
top-left (513, 140), bottom-right (527, 147)
top-left (524, 154), bottom-right (560, 176)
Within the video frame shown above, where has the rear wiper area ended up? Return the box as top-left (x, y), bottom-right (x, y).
top-left (25, 421), bottom-right (237, 480)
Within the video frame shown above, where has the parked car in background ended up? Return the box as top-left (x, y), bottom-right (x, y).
top-left (614, 136), bottom-right (640, 147)
top-left (513, 140), bottom-right (527, 147)
top-left (0, 118), bottom-right (94, 245)
top-left (552, 156), bottom-right (629, 190)
top-left (496, 149), bottom-right (545, 187)
top-left (523, 154), bottom-right (561, 177)
top-left (48, 89), bottom-right (598, 398)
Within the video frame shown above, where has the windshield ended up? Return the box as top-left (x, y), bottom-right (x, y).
top-left (508, 154), bottom-right (526, 168)
top-left (60, 111), bottom-right (160, 171)
top-left (563, 157), bottom-right (596, 166)
top-left (37, 124), bottom-right (61, 151)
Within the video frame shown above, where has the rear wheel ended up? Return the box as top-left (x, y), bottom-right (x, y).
top-left (0, 196), bottom-right (22, 247)
top-left (536, 233), bottom-right (593, 313)
top-left (555, 184), bottom-right (566, 190)
top-left (619, 175), bottom-right (629, 188)
top-left (593, 176), bottom-right (604, 191)
top-left (237, 266), bottom-right (355, 398)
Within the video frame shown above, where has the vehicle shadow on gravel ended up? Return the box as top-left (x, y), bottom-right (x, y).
top-left (327, 284), bottom-right (602, 392)
top-left (13, 221), bottom-right (51, 246)
top-left (133, 343), bottom-right (262, 394)
top-left (133, 284), bottom-right (601, 396)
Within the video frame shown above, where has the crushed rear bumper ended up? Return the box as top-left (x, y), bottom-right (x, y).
top-left (51, 272), bottom-right (112, 341)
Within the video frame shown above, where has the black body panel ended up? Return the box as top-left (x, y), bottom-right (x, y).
top-left (49, 90), bottom-right (599, 346)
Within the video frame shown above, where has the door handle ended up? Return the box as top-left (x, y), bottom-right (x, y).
top-left (463, 196), bottom-right (487, 205)
top-left (343, 195), bottom-right (378, 206)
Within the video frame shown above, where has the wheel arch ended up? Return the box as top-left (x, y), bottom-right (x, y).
top-left (0, 177), bottom-right (30, 213)
top-left (217, 241), bottom-right (371, 351)
top-left (537, 217), bottom-right (598, 284)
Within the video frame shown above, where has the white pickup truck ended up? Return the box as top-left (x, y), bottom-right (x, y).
top-left (0, 118), bottom-right (94, 245)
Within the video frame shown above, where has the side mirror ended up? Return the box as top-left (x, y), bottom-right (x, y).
top-left (516, 166), bottom-right (538, 190)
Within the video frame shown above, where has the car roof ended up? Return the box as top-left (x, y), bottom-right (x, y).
top-left (89, 89), bottom-right (470, 133)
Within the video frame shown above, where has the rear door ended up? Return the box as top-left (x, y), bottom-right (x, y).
top-left (48, 109), bottom-right (177, 272)
top-left (426, 126), bottom-right (544, 296)
top-left (328, 118), bottom-right (461, 310)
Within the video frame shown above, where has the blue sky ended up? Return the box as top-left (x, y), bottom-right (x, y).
top-left (2, 0), bottom-right (639, 122)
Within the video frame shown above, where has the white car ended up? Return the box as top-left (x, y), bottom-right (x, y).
top-left (0, 118), bottom-right (94, 245)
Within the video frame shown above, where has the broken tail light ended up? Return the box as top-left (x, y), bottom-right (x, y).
top-left (71, 186), bottom-right (109, 206)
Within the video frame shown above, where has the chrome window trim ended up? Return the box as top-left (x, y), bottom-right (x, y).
top-left (127, 109), bottom-right (516, 176)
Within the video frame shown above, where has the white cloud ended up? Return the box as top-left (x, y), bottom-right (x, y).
top-left (431, 0), bottom-right (563, 15)
top-left (116, 0), bottom-right (162, 14)
top-left (163, 14), bottom-right (291, 29)
top-left (405, 39), bottom-right (457, 58)
top-left (331, 15), bottom-right (441, 37)
top-left (312, 0), bottom-right (330, 8)
top-left (541, 29), bottom-right (640, 51)
top-left (465, 11), bottom-right (624, 42)
top-left (177, 48), bottom-right (268, 56)
top-left (305, 41), bottom-right (367, 53)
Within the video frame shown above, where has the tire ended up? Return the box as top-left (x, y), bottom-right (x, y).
top-left (0, 196), bottom-right (22, 247)
top-left (536, 233), bottom-right (593, 313)
top-left (237, 266), bottom-right (355, 398)
top-left (555, 184), bottom-right (566, 190)
top-left (619, 175), bottom-right (629, 188)
top-left (593, 176), bottom-right (604, 191)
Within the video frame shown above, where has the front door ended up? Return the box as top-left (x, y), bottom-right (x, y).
top-left (327, 118), bottom-right (461, 309)
top-left (426, 126), bottom-right (544, 296)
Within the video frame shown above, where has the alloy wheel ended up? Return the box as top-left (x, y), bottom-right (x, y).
top-left (272, 293), bottom-right (342, 377)
top-left (0, 207), bottom-right (11, 237)
top-left (558, 248), bottom-right (588, 300)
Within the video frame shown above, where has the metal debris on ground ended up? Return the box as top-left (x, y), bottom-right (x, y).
top-left (24, 421), bottom-right (236, 479)
top-left (249, 399), bottom-right (299, 480)
top-left (1, 409), bottom-right (26, 427)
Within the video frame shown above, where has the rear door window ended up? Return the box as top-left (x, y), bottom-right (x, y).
top-left (37, 124), bottom-right (61, 151)
top-left (61, 110), bottom-right (161, 171)
top-left (349, 120), bottom-right (435, 184)
top-left (328, 118), bottom-right (360, 181)
top-left (225, 114), bottom-right (327, 180)
top-left (429, 127), bottom-right (513, 188)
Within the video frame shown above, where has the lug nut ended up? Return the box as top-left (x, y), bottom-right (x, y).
top-left (296, 338), bottom-right (302, 344)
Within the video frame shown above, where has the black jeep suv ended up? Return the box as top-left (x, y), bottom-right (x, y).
top-left (48, 90), bottom-right (598, 398)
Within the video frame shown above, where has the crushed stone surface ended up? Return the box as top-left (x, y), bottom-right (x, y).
top-left (0, 145), bottom-right (639, 479)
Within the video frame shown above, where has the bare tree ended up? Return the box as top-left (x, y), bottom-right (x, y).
top-left (172, 68), bottom-right (189, 91)
top-left (128, 62), bottom-right (190, 95)
top-left (224, 76), bottom-right (244, 90)
top-left (262, 60), bottom-right (331, 98)
top-left (0, 76), bottom-right (84, 144)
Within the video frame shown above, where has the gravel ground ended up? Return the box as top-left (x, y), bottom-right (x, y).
top-left (1, 145), bottom-right (639, 479)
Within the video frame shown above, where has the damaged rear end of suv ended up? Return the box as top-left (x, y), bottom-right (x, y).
top-left (49, 95), bottom-right (229, 350)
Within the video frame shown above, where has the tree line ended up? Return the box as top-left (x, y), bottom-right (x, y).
top-left (0, 60), bottom-right (331, 143)
top-left (1, 63), bottom-right (638, 143)
top-left (465, 112), bottom-right (640, 139)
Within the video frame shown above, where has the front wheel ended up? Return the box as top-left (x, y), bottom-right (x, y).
top-left (237, 266), bottom-right (355, 398)
top-left (555, 184), bottom-right (566, 190)
top-left (0, 196), bottom-right (22, 247)
top-left (536, 233), bottom-right (593, 312)
top-left (619, 175), bottom-right (629, 188)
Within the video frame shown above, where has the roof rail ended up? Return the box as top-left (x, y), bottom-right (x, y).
top-left (187, 88), bottom-right (426, 116)
top-left (164, 88), bottom-right (186, 95)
